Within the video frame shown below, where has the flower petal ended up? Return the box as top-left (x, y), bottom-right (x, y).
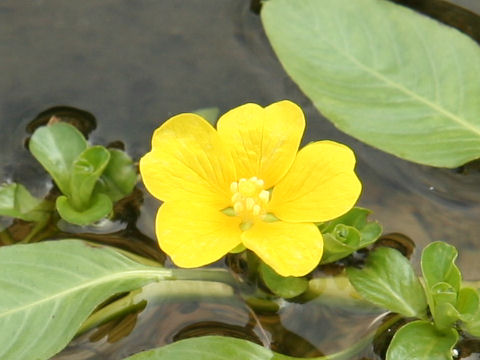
top-left (242, 221), bottom-right (323, 277)
top-left (156, 202), bottom-right (242, 268)
top-left (216, 100), bottom-right (305, 188)
top-left (269, 141), bottom-right (361, 222)
top-left (140, 113), bottom-right (235, 208)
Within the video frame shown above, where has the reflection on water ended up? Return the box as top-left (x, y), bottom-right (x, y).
top-left (1, 0), bottom-right (480, 358)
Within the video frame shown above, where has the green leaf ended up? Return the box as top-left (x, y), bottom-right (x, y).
top-left (0, 239), bottom-right (172, 360)
top-left (459, 288), bottom-right (480, 337)
top-left (430, 282), bottom-right (460, 331)
top-left (261, 0), bottom-right (480, 167)
top-left (0, 183), bottom-right (50, 223)
top-left (421, 242), bottom-right (461, 293)
top-left (29, 122), bottom-right (88, 195)
top-left (123, 335), bottom-right (292, 360)
top-left (193, 107), bottom-right (220, 126)
top-left (320, 207), bottom-right (382, 264)
top-left (347, 247), bottom-right (427, 317)
top-left (56, 193), bottom-right (113, 225)
top-left (386, 320), bottom-right (458, 360)
top-left (69, 146), bottom-right (111, 210)
top-left (95, 149), bottom-right (137, 202)
top-left (259, 262), bottom-right (309, 298)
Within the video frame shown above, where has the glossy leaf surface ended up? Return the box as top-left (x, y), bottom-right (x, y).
top-left (29, 122), bottom-right (87, 195)
top-left (386, 320), bottom-right (458, 360)
top-left (0, 239), bottom-right (170, 360)
top-left (347, 247), bottom-right (427, 317)
top-left (262, 0), bottom-right (480, 167)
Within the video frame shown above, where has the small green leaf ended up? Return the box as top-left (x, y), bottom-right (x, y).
top-left (347, 247), bottom-right (427, 317)
top-left (421, 241), bottom-right (461, 293)
top-left (320, 207), bottom-right (382, 264)
top-left (69, 146), bottom-right (111, 210)
top-left (321, 226), bottom-right (360, 264)
top-left (193, 107), bottom-right (220, 126)
top-left (0, 239), bottom-right (172, 360)
top-left (261, 0), bottom-right (480, 167)
top-left (95, 149), bottom-right (137, 202)
top-left (56, 193), bottom-right (112, 225)
top-left (457, 287), bottom-right (479, 322)
top-left (386, 320), bottom-right (458, 360)
top-left (459, 288), bottom-right (480, 337)
top-left (0, 183), bottom-right (50, 222)
top-left (259, 262), bottom-right (309, 299)
top-left (29, 123), bottom-right (87, 195)
top-left (124, 335), bottom-right (292, 360)
top-left (430, 282), bottom-right (460, 331)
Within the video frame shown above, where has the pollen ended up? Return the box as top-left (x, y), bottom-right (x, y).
top-left (230, 176), bottom-right (270, 226)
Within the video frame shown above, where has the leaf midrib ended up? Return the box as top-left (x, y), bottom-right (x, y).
top-left (297, 1), bottom-right (480, 137)
top-left (0, 268), bottom-right (170, 319)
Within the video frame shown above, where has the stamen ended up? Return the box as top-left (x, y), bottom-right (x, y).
top-left (259, 190), bottom-right (270, 203)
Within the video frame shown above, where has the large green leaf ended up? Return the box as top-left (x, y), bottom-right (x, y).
top-left (29, 123), bottom-right (87, 195)
top-left (347, 247), bottom-right (427, 317)
top-left (261, 0), bottom-right (480, 167)
top-left (0, 239), bottom-right (171, 360)
top-left (124, 336), bottom-right (292, 360)
top-left (421, 241), bottom-right (461, 293)
top-left (386, 321), bottom-right (458, 360)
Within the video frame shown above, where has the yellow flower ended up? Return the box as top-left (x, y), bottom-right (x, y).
top-left (140, 100), bottom-right (361, 277)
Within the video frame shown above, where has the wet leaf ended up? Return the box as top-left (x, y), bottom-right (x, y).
top-left (70, 146), bottom-right (111, 210)
top-left (124, 335), bottom-right (292, 360)
top-left (386, 320), bottom-right (458, 360)
top-left (262, 0), bottom-right (480, 167)
top-left (259, 262), bottom-right (309, 298)
top-left (0, 183), bottom-right (50, 223)
top-left (0, 239), bottom-right (171, 360)
top-left (95, 149), bottom-right (137, 202)
top-left (347, 247), bottom-right (427, 317)
top-left (56, 193), bottom-right (113, 225)
top-left (29, 122), bottom-right (87, 195)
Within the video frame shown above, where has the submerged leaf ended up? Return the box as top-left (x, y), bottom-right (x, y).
top-left (0, 239), bottom-right (171, 360)
top-left (262, 0), bottom-right (480, 167)
top-left (124, 335), bottom-right (292, 360)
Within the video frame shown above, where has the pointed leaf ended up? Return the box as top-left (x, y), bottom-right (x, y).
top-left (347, 247), bottom-right (427, 317)
top-left (0, 239), bottom-right (171, 360)
top-left (261, 0), bottom-right (480, 167)
top-left (29, 123), bottom-right (87, 195)
top-left (386, 321), bottom-right (458, 360)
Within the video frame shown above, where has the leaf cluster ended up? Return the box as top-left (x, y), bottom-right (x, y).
top-left (347, 242), bottom-right (480, 359)
top-left (24, 122), bottom-right (137, 225)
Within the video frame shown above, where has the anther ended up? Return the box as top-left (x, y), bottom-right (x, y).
top-left (259, 190), bottom-right (270, 203)
top-left (246, 198), bottom-right (255, 210)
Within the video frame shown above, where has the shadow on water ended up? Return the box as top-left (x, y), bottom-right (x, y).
top-left (1, 0), bottom-right (480, 359)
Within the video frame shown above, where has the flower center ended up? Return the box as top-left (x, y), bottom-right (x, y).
top-left (230, 177), bottom-right (270, 228)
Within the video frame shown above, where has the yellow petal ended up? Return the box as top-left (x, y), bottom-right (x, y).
top-left (242, 221), bottom-right (323, 277)
top-left (216, 100), bottom-right (305, 188)
top-left (156, 202), bottom-right (242, 268)
top-left (269, 141), bottom-right (361, 222)
top-left (140, 113), bottom-right (235, 208)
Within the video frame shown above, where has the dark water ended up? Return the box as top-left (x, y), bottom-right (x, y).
top-left (1, 0), bottom-right (480, 358)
